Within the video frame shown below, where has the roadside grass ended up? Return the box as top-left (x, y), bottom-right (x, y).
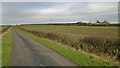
top-left (18, 28), bottom-right (115, 66)
top-left (2, 28), bottom-right (13, 66)
top-left (0, 36), bottom-right (2, 67)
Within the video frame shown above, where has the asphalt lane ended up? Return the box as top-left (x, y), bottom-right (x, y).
top-left (12, 28), bottom-right (76, 66)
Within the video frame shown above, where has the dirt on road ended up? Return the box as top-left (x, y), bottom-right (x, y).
top-left (12, 28), bottom-right (77, 66)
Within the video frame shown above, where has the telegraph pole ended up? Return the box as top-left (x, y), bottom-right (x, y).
top-left (90, 20), bottom-right (91, 23)
top-left (51, 18), bottom-right (52, 23)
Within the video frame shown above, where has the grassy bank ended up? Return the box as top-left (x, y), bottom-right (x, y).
top-left (18, 28), bottom-right (117, 66)
top-left (2, 28), bottom-right (13, 66)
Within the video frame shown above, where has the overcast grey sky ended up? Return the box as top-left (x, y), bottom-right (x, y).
top-left (2, 2), bottom-right (118, 25)
top-left (2, 0), bottom-right (120, 2)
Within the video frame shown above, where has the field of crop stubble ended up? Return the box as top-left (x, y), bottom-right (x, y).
top-left (20, 25), bottom-right (118, 38)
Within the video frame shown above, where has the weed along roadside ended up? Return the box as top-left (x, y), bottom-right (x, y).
top-left (17, 26), bottom-right (120, 66)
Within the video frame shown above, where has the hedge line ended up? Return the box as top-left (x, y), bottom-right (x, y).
top-left (0, 26), bottom-right (11, 34)
top-left (18, 26), bottom-right (120, 61)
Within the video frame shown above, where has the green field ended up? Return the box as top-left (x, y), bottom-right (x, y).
top-left (2, 28), bottom-right (13, 66)
top-left (20, 25), bottom-right (118, 38)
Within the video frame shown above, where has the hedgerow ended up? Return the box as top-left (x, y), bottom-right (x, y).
top-left (0, 26), bottom-right (11, 34)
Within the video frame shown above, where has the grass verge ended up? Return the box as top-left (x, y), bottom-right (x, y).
top-left (2, 28), bottom-right (13, 66)
top-left (18, 28), bottom-right (116, 66)
top-left (0, 35), bottom-right (1, 67)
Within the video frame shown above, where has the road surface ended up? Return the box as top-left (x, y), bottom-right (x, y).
top-left (12, 28), bottom-right (76, 66)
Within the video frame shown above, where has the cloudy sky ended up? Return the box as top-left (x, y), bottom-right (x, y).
top-left (2, 0), bottom-right (120, 2)
top-left (2, 2), bottom-right (118, 25)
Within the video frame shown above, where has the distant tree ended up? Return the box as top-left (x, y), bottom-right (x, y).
top-left (96, 20), bottom-right (100, 23)
top-left (103, 20), bottom-right (109, 24)
top-left (77, 21), bottom-right (84, 24)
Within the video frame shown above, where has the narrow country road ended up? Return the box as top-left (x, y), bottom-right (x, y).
top-left (12, 28), bottom-right (76, 66)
